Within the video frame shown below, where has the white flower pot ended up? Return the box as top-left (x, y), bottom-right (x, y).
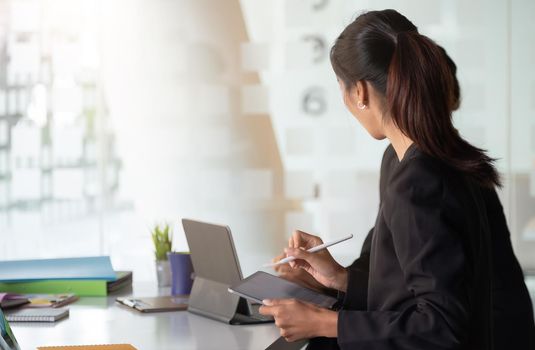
top-left (155, 260), bottom-right (171, 287)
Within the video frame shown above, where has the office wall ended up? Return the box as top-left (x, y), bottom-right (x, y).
top-left (0, 0), bottom-right (533, 281)
top-left (98, 0), bottom-right (293, 277)
top-left (0, 0), bottom-right (116, 258)
top-left (239, 0), bottom-right (535, 268)
top-left (0, 0), bottom-right (293, 279)
top-left (510, 0), bottom-right (535, 267)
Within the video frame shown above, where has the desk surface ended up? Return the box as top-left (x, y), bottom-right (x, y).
top-left (11, 283), bottom-right (282, 350)
top-left (11, 278), bottom-right (535, 350)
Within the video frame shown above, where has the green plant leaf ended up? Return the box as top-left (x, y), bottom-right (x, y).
top-left (150, 222), bottom-right (173, 260)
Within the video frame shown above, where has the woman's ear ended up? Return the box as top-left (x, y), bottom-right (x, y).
top-left (355, 81), bottom-right (369, 108)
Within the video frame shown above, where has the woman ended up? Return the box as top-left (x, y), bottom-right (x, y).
top-left (259, 9), bottom-right (535, 350)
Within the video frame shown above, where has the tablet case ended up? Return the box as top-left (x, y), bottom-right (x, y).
top-left (182, 219), bottom-right (271, 325)
top-left (188, 276), bottom-right (242, 323)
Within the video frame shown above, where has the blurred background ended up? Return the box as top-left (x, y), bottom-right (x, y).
top-left (0, 0), bottom-right (533, 284)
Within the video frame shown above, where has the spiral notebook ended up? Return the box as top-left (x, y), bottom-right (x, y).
top-left (5, 308), bottom-right (69, 322)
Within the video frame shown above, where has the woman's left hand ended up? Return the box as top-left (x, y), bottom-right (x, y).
top-left (259, 299), bottom-right (338, 342)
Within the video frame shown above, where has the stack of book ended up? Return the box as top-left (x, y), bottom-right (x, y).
top-left (0, 256), bottom-right (132, 297)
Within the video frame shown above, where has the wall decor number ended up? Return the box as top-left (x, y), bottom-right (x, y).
top-left (302, 35), bottom-right (327, 63)
top-left (302, 86), bottom-right (327, 116)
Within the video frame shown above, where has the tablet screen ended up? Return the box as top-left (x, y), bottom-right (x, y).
top-left (229, 271), bottom-right (338, 309)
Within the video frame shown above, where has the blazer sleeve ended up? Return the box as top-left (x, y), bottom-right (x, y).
top-left (340, 227), bottom-right (373, 310)
top-left (337, 159), bottom-right (471, 350)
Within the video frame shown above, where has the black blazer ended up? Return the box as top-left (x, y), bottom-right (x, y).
top-left (308, 144), bottom-right (535, 350)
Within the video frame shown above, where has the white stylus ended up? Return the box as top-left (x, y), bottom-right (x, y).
top-left (263, 234), bottom-right (354, 267)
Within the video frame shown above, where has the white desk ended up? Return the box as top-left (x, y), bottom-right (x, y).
top-left (11, 283), bottom-right (282, 350)
top-left (11, 278), bottom-right (535, 349)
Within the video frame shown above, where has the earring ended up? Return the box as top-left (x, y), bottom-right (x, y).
top-left (357, 101), bottom-right (367, 110)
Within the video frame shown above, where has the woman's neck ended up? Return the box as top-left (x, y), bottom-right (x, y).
top-left (384, 124), bottom-right (414, 162)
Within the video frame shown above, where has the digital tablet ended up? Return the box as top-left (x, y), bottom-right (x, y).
top-left (228, 271), bottom-right (338, 309)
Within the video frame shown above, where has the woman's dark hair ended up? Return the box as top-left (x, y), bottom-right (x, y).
top-left (330, 9), bottom-right (500, 188)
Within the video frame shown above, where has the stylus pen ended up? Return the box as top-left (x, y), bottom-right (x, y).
top-left (264, 233), bottom-right (354, 267)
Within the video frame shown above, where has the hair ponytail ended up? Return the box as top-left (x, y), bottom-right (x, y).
top-left (330, 10), bottom-right (501, 188)
top-left (387, 31), bottom-right (501, 188)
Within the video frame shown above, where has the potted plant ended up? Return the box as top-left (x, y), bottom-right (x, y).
top-left (151, 223), bottom-right (173, 287)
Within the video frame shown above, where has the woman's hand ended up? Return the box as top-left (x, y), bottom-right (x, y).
top-left (259, 299), bottom-right (338, 342)
top-left (272, 253), bottom-right (329, 293)
top-left (287, 230), bottom-right (348, 292)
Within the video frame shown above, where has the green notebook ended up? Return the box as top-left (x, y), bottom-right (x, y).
top-left (0, 271), bottom-right (132, 297)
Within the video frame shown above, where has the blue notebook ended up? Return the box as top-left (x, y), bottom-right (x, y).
top-left (0, 256), bottom-right (117, 282)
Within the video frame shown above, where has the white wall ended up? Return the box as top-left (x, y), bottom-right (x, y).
top-left (1, 0), bottom-right (534, 282)
top-left (239, 0), bottom-right (535, 267)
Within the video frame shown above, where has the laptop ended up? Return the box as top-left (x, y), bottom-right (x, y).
top-left (0, 308), bottom-right (21, 350)
top-left (182, 219), bottom-right (273, 325)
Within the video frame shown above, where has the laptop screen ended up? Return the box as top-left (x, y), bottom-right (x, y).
top-left (0, 308), bottom-right (20, 350)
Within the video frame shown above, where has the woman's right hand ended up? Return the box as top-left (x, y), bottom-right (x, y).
top-left (272, 253), bottom-right (328, 293)
top-left (285, 230), bottom-right (348, 292)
